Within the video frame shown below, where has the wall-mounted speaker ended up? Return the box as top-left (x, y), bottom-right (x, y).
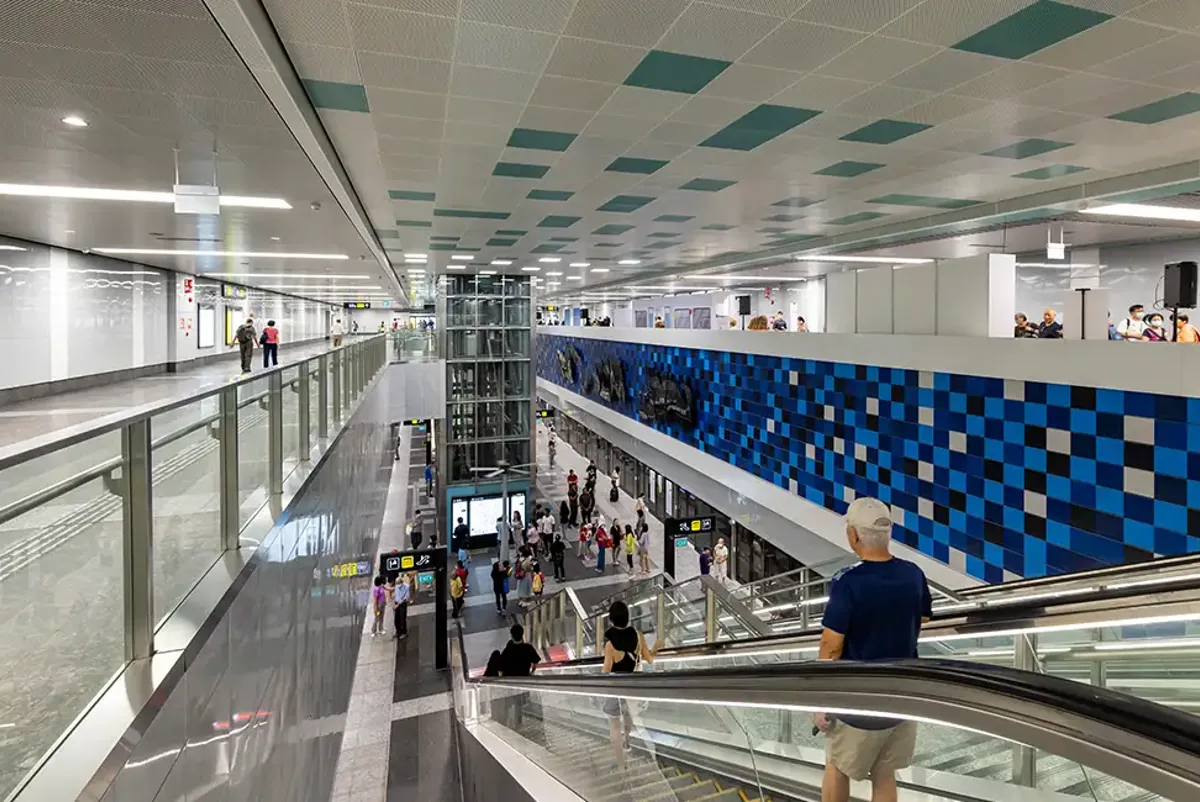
top-left (1165, 261), bottom-right (1198, 309)
top-left (736, 295), bottom-right (751, 316)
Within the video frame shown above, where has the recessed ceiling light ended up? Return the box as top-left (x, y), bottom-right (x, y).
top-left (451, 254), bottom-right (473, 261)
top-left (64, 230), bottom-right (74, 234)
top-left (404, 253), bottom-right (427, 260)
top-left (592, 268), bottom-right (610, 273)
top-left (545, 271), bottom-right (563, 276)
top-left (447, 265), bottom-right (467, 270)
top-left (270, 236), bottom-right (280, 242)
top-left (479, 270), bottom-right (498, 275)
top-left (62, 115), bottom-right (88, 128)
top-left (569, 262), bottom-right (590, 268)
top-left (0, 183), bottom-right (289, 208)
top-left (538, 257), bottom-right (561, 263)
top-left (1083, 203), bottom-right (1200, 223)
top-left (618, 259), bottom-right (641, 265)
top-left (0, 245), bottom-right (27, 251)
top-left (794, 254), bottom-right (932, 264)
top-left (492, 259), bottom-right (513, 265)
top-left (199, 273), bottom-right (371, 280)
top-left (567, 276), bottom-right (584, 281)
top-left (94, 248), bottom-right (347, 259)
top-left (522, 266), bottom-right (541, 272)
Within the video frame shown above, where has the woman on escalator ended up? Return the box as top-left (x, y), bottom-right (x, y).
top-left (602, 601), bottom-right (664, 770)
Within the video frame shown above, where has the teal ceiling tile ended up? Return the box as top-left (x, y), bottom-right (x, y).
top-left (538, 215), bottom-right (582, 228)
top-left (828, 212), bottom-right (888, 225)
top-left (763, 213), bottom-right (803, 222)
top-left (596, 195), bottom-right (655, 213)
top-left (648, 232), bottom-right (680, 238)
top-left (773, 234), bottom-right (821, 245)
top-left (646, 242), bottom-right (674, 250)
top-left (841, 119), bottom-right (931, 145)
top-left (493, 161), bottom-right (551, 179)
top-left (549, 237), bottom-right (578, 242)
top-left (527, 189), bottom-right (574, 201)
top-left (1012, 164), bottom-right (1090, 179)
top-left (429, 235), bottom-right (460, 241)
top-left (395, 219), bottom-right (433, 228)
top-left (593, 223), bottom-right (636, 235)
top-left (487, 237), bottom-right (517, 246)
top-left (814, 161), bottom-right (884, 177)
top-left (429, 243), bottom-right (458, 251)
top-left (1109, 92), bottom-right (1200, 124)
top-left (303, 79), bottom-right (370, 112)
top-left (594, 242), bottom-right (623, 247)
top-left (680, 177), bottom-right (737, 192)
top-left (605, 157), bottom-right (668, 175)
top-left (375, 228), bottom-right (398, 239)
top-left (623, 50), bottom-right (731, 94)
top-left (453, 248), bottom-right (480, 252)
top-left (868, 194), bottom-right (980, 209)
top-left (757, 226), bottom-right (790, 233)
top-left (655, 214), bottom-right (694, 222)
top-left (982, 138), bottom-right (1072, 159)
top-left (495, 229), bottom-right (527, 236)
top-left (702, 223), bottom-right (736, 231)
top-left (531, 244), bottom-right (565, 254)
top-left (772, 196), bottom-right (820, 208)
top-left (507, 127), bottom-right (577, 151)
top-left (388, 189), bottom-right (436, 202)
top-left (435, 209), bottom-right (510, 220)
top-left (700, 104), bottom-right (822, 151)
top-left (952, 1), bottom-right (1111, 60)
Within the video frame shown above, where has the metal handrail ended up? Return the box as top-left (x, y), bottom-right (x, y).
top-left (0, 337), bottom-right (386, 473)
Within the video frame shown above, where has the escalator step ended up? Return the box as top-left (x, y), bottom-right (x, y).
top-left (641, 779), bottom-right (716, 802)
top-left (593, 772), bottom-right (703, 801)
top-left (690, 789), bottom-right (744, 802)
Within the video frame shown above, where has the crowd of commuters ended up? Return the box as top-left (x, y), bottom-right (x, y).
top-left (1015, 304), bottom-right (1200, 342)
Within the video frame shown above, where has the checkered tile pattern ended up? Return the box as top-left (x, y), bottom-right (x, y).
top-left (269, 0), bottom-right (1200, 295)
top-left (537, 335), bottom-right (1200, 582)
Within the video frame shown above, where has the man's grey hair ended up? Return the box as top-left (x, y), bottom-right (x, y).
top-left (854, 518), bottom-right (893, 548)
top-left (846, 497), bottom-right (894, 549)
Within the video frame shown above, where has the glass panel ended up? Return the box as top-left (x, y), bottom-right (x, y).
top-left (449, 403), bottom-right (477, 441)
top-left (504, 361), bottom-right (529, 396)
top-left (450, 444), bottom-right (475, 482)
top-left (281, 367), bottom-right (301, 474)
top-left (308, 363), bottom-right (320, 445)
top-left (476, 402), bottom-right (504, 439)
top-left (478, 440), bottom-right (503, 468)
top-left (480, 298), bottom-right (503, 326)
top-left (0, 432), bottom-right (124, 800)
top-left (505, 330), bottom-right (530, 357)
top-left (476, 276), bottom-right (504, 296)
top-left (448, 331), bottom-right (477, 359)
top-left (449, 363), bottom-right (477, 400)
top-left (505, 297), bottom-right (531, 327)
top-left (503, 276), bottom-right (530, 297)
top-left (505, 439), bottom-right (531, 466)
top-left (505, 400), bottom-right (530, 436)
top-left (448, 297), bottom-right (477, 327)
top-left (151, 398), bottom-right (223, 625)
top-left (237, 377), bottom-right (271, 528)
top-left (478, 363), bottom-right (502, 399)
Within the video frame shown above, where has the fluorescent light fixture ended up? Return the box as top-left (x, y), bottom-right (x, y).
top-left (491, 259), bottom-right (513, 266)
top-left (521, 266), bottom-right (541, 272)
top-left (260, 285), bottom-right (383, 291)
top-left (618, 259), bottom-right (641, 265)
top-left (682, 275), bottom-right (808, 281)
top-left (479, 270), bottom-right (497, 275)
top-left (794, 254), bottom-right (932, 264)
top-left (1083, 203), bottom-right (1200, 222)
top-left (567, 276), bottom-right (584, 280)
top-left (199, 273), bottom-right (372, 280)
top-left (94, 248), bottom-right (348, 259)
top-left (0, 183), bottom-right (290, 209)
top-left (270, 236), bottom-right (280, 242)
top-left (62, 115), bottom-right (88, 128)
top-left (451, 254), bottom-right (473, 261)
top-left (538, 257), bottom-right (561, 263)
top-left (569, 262), bottom-right (590, 268)
top-left (1015, 262), bottom-right (1093, 268)
top-left (0, 245), bottom-right (27, 251)
top-left (447, 265), bottom-right (467, 270)
top-left (1094, 638), bottom-right (1196, 652)
top-left (591, 268), bottom-right (610, 273)
top-left (545, 271), bottom-right (563, 276)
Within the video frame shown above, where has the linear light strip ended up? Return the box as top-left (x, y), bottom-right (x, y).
top-left (94, 248), bottom-right (348, 259)
top-left (0, 183), bottom-right (289, 209)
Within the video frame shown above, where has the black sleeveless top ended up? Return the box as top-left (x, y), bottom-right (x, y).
top-left (605, 625), bottom-right (640, 673)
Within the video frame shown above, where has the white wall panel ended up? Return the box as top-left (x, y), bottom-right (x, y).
top-left (825, 271), bottom-right (857, 333)
top-left (936, 254), bottom-right (989, 337)
top-left (893, 263), bottom-right (937, 334)
top-left (855, 266), bottom-right (893, 334)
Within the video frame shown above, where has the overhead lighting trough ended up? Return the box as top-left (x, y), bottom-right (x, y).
top-left (794, 254), bottom-right (932, 264)
top-left (1083, 203), bottom-right (1200, 223)
top-left (200, 273), bottom-right (371, 280)
top-left (0, 183), bottom-right (289, 208)
top-left (62, 115), bottom-right (89, 128)
top-left (94, 248), bottom-right (348, 259)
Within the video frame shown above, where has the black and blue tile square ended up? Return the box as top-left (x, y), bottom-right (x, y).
top-left (536, 335), bottom-right (1200, 582)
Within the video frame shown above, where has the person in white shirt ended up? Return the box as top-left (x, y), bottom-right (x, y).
top-left (1117, 304), bottom-right (1146, 341)
top-left (540, 507), bottom-right (555, 556)
top-left (713, 537), bottom-right (729, 582)
top-left (330, 318), bottom-right (346, 347)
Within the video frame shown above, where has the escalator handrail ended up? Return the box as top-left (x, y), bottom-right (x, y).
top-left (473, 659), bottom-right (1200, 800)
top-left (959, 552), bottom-right (1200, 597)
top-left (538, 569), bottom-right (1200, 671)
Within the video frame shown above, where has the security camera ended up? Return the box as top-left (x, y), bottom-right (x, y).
top-left (310, 201), bottom-right (322, 211)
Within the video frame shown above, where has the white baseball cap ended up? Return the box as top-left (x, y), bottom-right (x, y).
top-left (845, 497), bottom-right (893, 534)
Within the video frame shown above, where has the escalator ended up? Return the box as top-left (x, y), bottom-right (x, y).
top-left (453, 640), bottom-right (1200, 802)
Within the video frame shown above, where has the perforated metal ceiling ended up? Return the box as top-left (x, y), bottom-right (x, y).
top-left (264, 0), bottom-right (1200, 298)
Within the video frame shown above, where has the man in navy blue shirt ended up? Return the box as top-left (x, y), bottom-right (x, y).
top-left (815, 497), bottom-right (932, 802)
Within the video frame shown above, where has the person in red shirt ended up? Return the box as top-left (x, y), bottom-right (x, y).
top-left (261, 319), bottom-right (280, 367)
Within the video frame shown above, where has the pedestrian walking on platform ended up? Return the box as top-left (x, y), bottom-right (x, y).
top-left (260, 319), bottom-right (280, 367)
top-left (235, 317), bottom-right (256, 373)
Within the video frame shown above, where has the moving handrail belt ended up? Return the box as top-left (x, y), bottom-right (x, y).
top-left (476, 660), bottom-right (1200, 801)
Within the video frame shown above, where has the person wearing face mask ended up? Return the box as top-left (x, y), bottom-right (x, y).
top-left (1144, 312), bottom-right (1168, 341)
top-left (1117, 304), bottom-right (1146, 341)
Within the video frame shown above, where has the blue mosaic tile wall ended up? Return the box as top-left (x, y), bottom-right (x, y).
top-left (537, 334), bottom-right (1200, 582)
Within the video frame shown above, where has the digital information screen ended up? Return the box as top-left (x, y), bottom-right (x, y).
top-left (451, 492), bottom-right (527, 538)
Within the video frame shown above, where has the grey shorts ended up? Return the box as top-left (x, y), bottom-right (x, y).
top-left (827, 720), bottom-right (918, 781)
